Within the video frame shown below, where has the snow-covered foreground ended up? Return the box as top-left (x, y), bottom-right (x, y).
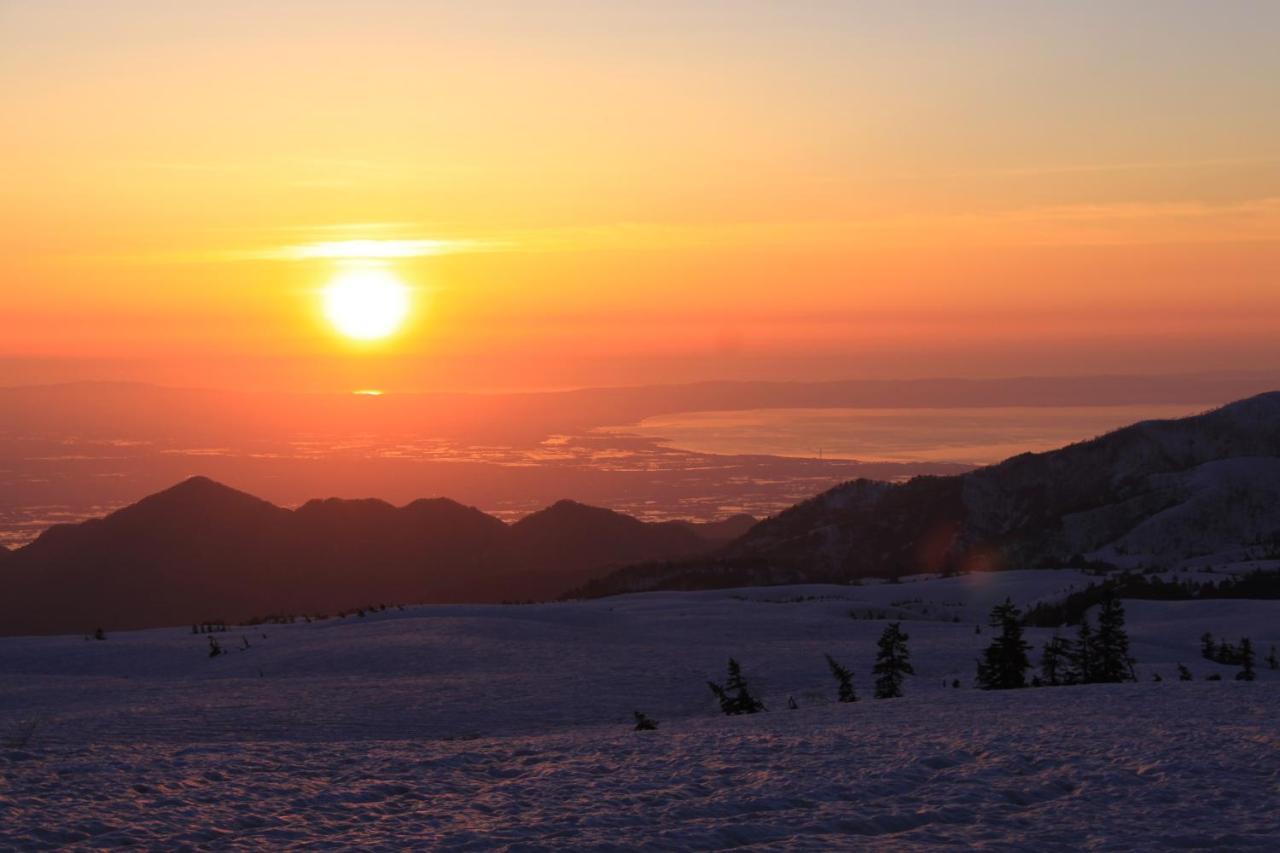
top-left (7, 685), bottom-right (1279, 850)
top-left (3, 570), bottom-right (1279, 848)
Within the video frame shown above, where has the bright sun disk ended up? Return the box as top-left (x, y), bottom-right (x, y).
top-left (322, 268), bottom-right (410, 340)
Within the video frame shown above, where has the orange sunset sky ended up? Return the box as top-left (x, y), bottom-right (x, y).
top-left (2, 1), bottom-right (1278, 393)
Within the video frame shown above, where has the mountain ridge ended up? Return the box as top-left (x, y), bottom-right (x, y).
top-left (0, 481), bottom-right (754, 636)
top-left (573, 392), bottom-right (1280, 597)
top-left (7, 392), bottom-right (1280, 632)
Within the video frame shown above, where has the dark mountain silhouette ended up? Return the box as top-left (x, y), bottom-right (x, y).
top-left (0, 478), bottom-right (751, 636)
top-left (671, 514), bottom-right (757, 545)
top-left (501, 500), bottom-right (707, 572)
top-left (454, 501), bottom-right (716, 601)
top-left (574, 392), bottom-right (1280, 597)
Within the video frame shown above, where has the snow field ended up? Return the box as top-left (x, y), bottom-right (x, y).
top-left (2, 570), bottom-right (1279, 848)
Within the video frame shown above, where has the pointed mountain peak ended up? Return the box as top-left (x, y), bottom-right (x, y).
top-left (127, 476), bottom-right (282, 517)
top-left (535, 499), bottom-right (627, 521)
top-left (400, 496), bottom-right (472, 513)
top-left (157, 475), bottom-right (241, 498)
top-left (548, 498), bottom-right (593, 512)
top-left (398, 498), bottom-right (509, 536)
top-left (509, 500), bottom-right (640, 535)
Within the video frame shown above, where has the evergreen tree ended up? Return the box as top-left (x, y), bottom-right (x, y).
top-left (787, 696), bottom-right (799, 710)
top-left (208, 637), bottom-right (222, 658)
top-left (1067, 619), bottom-right (1096, 684)
top-left (873, 623), bottom-right (913, 698)
top-left (1200, 632), bottom-right (1216, 661)
top-left (93, 627), bottom-right (106, 641)
top-left (1039, 635), bottom-right (1072, 686)
top-left (1093, 596), bottom-right (1134, 683)
top-left (1177, 663), bottom-right (1193, 681)
top-left (633, 711), bottom-right (658, 731)
top-left (975, 598), bottom-right (1031, 690)
top-left (1267, 645), bottom-right (1278, 671)
top-left (1235, 637), bottom-right (1256, 681)
top-left (707, 680), bottom-right (730, 710)
top-left (825, 653), bottom-right (858, 703)
top-left (708, 658), bottom-right (765, 715)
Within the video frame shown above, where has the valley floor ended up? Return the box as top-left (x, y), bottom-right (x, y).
top-left (2, 571), bottom-right (1279, 849)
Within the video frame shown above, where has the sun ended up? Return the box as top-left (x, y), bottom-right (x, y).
top-left (322, 267), bottom-right (410, 341)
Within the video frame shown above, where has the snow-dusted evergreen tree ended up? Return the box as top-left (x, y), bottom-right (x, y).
top-left (976, 598), bottom-right (1031, 690)
top-left (825, 653), bottom-right (857, 703)
top-left (1093, 596), bottom-right (1134, 683)
top-left (708, 658), bottom-right (765, 715)
top-left (873, 623), bottom-right (913, 699)
top-left (1040, 635), bottom-right (1072, 686)
top-left (1235, 638), bottom-right (1256, 681)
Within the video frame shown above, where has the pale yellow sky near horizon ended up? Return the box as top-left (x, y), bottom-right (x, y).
top-left (2, 1), bottom-right (1278, 392)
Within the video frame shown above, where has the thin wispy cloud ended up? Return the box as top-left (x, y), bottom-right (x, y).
top-left (105, 193), bottom-right (1280, 268)
top-left (944, 156), bottom-right (1280, 180)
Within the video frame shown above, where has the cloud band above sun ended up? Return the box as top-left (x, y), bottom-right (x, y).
top-left (108, 193), bottom-right (1280, 270)
top-left (276, 239), bottom-right (484, 261)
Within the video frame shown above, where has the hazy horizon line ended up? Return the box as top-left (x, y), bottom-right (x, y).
top-left (3, 368), bottom-right (1279, 400)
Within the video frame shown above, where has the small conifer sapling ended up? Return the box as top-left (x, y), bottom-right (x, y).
top-left (708, 658), bottom-right (766, 715)
top-left (1235, 637), bottom-right (1256, 681)
top-left (825, 653), bottom-right (858, 703)
top-left (633, 711), bottom-right (658, 731)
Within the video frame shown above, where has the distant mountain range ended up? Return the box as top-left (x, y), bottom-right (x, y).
top-left (6, 392), bottom-right (1279, 634)
top-left (0, 478), bottom-right (754, 636)
top-left (575, 392), bottom-right (1280, 597)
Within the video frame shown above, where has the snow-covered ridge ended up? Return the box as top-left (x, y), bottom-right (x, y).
top-left (580, 392), bottom-right (1280, 596)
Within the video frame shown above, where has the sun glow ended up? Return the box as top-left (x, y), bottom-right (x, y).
top-left (322, 268), bottom-right (411, 341)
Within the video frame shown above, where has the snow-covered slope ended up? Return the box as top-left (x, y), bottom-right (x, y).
top-left (2, 572), bottom-right (1278, 847)
top-left (578, 392), bottom-right (1280, 596)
